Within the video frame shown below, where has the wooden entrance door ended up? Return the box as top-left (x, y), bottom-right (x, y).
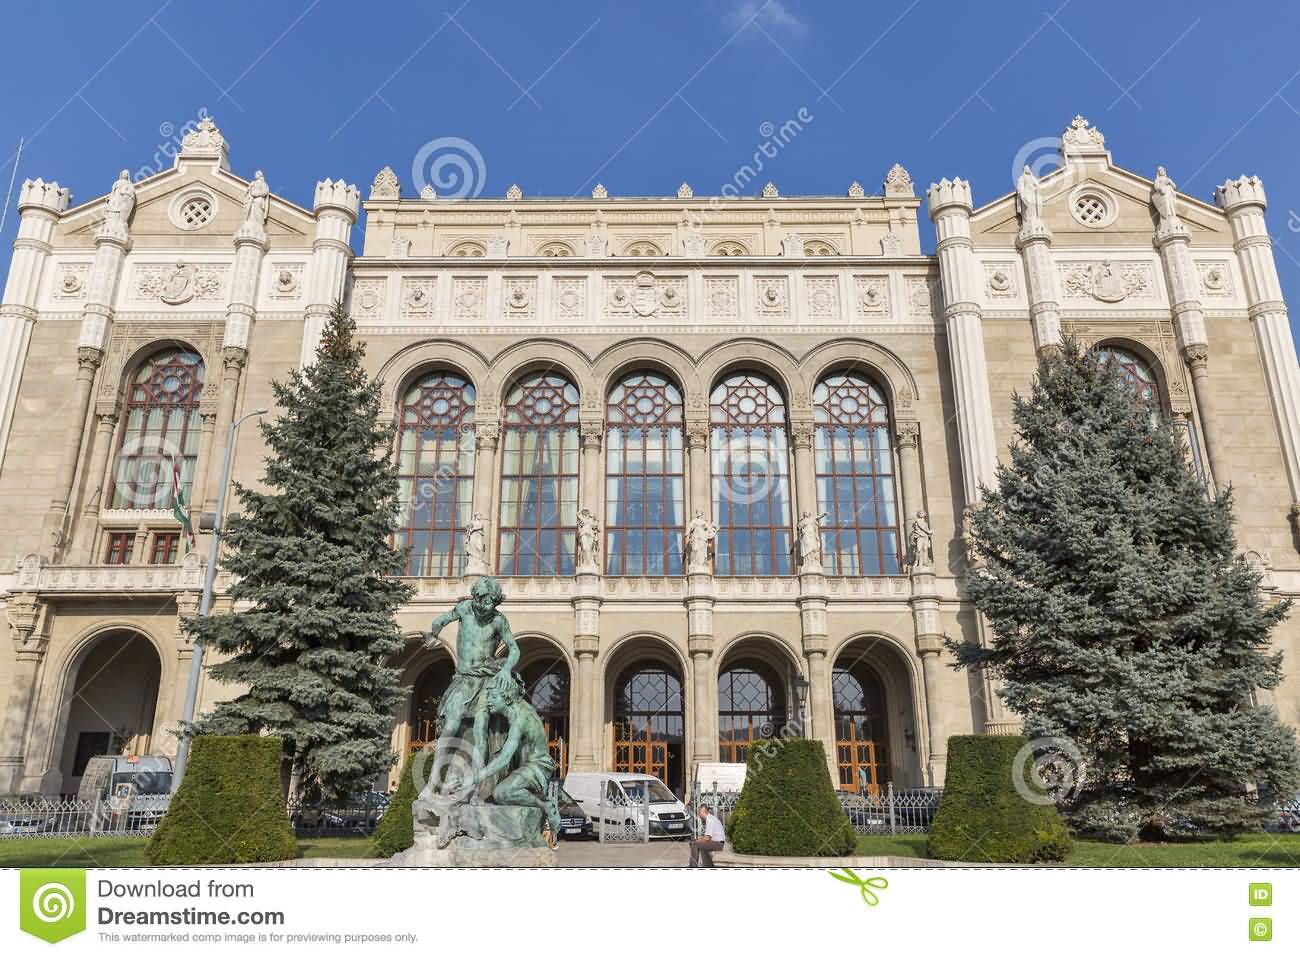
top-left (612, 718), bottom-right (668, 782)
top-left (835, 719), bottom-right (884, 797)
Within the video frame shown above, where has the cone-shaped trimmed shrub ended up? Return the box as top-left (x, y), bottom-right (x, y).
top-left (928, 735), bottom-right (1072, 863)
top-left (372, 747), bottom-right (425, 858)
top-left (147, 735), bottom-right (296, 865)
top-left (727, 738), bottom-right (856, 857)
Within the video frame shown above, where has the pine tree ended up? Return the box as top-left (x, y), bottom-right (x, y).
top-left (952, 338), bottom-right (1300, 841)
top-left (189, 303), bottom-right (412, 802)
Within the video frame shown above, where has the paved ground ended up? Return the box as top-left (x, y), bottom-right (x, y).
top-left (552, 836), bottom-right (694, 867)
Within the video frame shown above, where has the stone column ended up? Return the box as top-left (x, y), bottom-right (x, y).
top-left (1015, 208), bottom-right (1064, 357)
top-left (789, 419), bottom-right (817, 521)
top-left (1216, 175), bottom-right (1300, 539)
top-left (571, 638), bottom-right (599, 772)
top-left (799, 581), bottom-right (837, 782)
top-left (687, 570), bottom-right (718, 769)
top-left (152, 590), bottom-right (201, 758)
top-left (685, 418), bottom-right (710, 521)
top-left (202, 349), bottom-right (247, 514)
top-left (0, 178), bottom-right (69, 472)
top-left (1152, 200), bottom-right (1225, 488)
top-left (895, 420), bottom-right (923, 531)
top-left (0, 593), bottom-right (45, 793)
top-left (470, 421), bottom-right (500, 571)
top-left (42, 201), bottom-right (131, 558)
top-left (304, 179), bottom-right (360, 367)
top-left (579, 417), bottom-right (603, 528)
top-left (928, 176), bottom-right (1014, 734)
top-left (69, 410), bottom-right (119, 562)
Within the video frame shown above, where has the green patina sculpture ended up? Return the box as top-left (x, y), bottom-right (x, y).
top-left (415, 577), bottom-right (559, 852)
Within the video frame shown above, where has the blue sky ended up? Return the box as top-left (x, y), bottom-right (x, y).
top-left (4, 0), bottom-right (1300, 339)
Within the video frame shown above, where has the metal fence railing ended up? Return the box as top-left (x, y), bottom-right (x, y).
top-left (597, 788), bottom-right (649, 844)
top-left (0, 796), bottom-right (171, 839)
top-left (690, 782), bottom-right (944, 836)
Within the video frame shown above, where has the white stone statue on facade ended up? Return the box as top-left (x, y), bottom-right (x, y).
top-left (1016, 165), bottom-right (1042, 230)
top-left (908, 510), bottom-right (934, 569)
top-left (243, 170), bottom-right (270, 228)
top-left (576, 507), bottom-right (600, 570)
top-left (160, 261), bottom-right (196, 305)
top-left (103, 170), bottom-right (136, 231)
top-left (1151, 166), bottom-right (1180, 229)
top-left (796, 510), bottom-right (825, 569)
top-left (464, 512), bottom-right (488, 571)
top-left (685, 509), bottom-right (718, 571)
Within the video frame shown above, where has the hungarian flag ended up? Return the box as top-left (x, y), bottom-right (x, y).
top-left (171, 460), bottom-right (196, 553)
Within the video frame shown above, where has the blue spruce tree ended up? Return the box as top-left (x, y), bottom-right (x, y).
top-left (189, 303), bottom-right (412, 801)
top-left (953, 339), bottom-right (1300, 841)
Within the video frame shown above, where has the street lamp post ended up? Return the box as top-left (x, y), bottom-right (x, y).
top-left (795, 677), bottom-right (810, 737)
top-left (170, 407), bottom-right (267, 791)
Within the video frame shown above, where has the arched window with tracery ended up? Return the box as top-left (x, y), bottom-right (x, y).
top-left (718, 659), bottom-right (786, 763)
top-left (1096, 345), bottom-right (1160, 408)
top-left (605, 372), bottom-right (685, 576)
top-left (498, 373), bottom-right (580, 576)
top-left (710, 372), bottom-right (793, 576)
top-left (395, 371), bottom-right (476, 577)
top-left (833, 658), bottom-right (890, 796)
top-left (110, 348), bottom-right (205, 510)
top-left (814, 372), bottom-right (901, 575)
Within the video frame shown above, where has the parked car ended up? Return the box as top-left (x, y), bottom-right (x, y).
top-left (836, 790), bottom-right (885, 828)
top-left (563, 772), bottom-right (691, 839)
top-left (893, 787), bottom-right (943, 828)
top-left (555, 787), bottom-right (593, 840)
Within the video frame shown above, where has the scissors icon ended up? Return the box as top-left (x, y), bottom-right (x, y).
top-left (828, 868), bottom-right (889, 906)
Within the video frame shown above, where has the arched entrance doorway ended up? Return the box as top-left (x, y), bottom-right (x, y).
top-left (832, 656), bottom-right (891, 797)
top-left (519, 638), bottom-right (571, 778)
top-left (409, 656), bottom-right (455, 748)
top-left (718, 654), bottom-right (788, 764)
top-left (609, 647), bottom-right (686, 796)
top-left (58, 631), bottom-right (161, 795)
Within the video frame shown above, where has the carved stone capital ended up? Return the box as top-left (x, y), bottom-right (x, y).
top-left (895, 419), bottom-right (920, 449)
top-left (580, 420), bottom-right (603, 451)
top-left (574, 635), bottom-right (599, 658)
top-left (76, 345), bottom-right (103, 371)
top-left (788, 419), bottom-right (815, 451)
top-left (1183, 344), bottom-right (1210, 370)
top-left (915, 634), bottom-right (944, 657)
top-left (7, 593), bottom-right (46, 660)
top-left (685, 420), bottom-right (709, 451)
top-left (475, 422), bottom-right (501, 449)
top-left (222, 345), bottom-right (248, 373)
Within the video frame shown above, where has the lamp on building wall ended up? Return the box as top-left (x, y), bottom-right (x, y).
top-left (171, 407), bottom-right (268, 793)
top-left (794, 676), bottom-right (810, 736)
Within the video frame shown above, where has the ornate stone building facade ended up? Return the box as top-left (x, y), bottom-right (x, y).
top-left (2, 116), bottom-right (1298, 798)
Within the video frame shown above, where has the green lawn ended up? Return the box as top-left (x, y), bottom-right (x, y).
top-left (855, 832), bottom-right (1300, 867)
top-left (0, 834), bottom-right (381, 868)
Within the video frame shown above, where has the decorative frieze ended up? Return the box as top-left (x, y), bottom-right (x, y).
top-left (54, 263), bottom-right (91, 301)
top-left (351, 278), bottom-right (386, 317)
top-left (133, 262), bottom-right (228, 304)
top-left (452, 278), bottom-right (486, 320)
top-left (1058, 260), bottom-right (1156, 303)
top-left (754, 276), bottom-right (790, 319)
top-left (400, 278), bottom-right (436, 318)
top-left (269, 263), bottom-right (304, 300)
top-left (553, 277), bottom-right (586, 320)
top-left (854, 276), bottom-right (889, 316)
top-left (604, 272), bottom-right (686, 319)
top-left (906, 276), bottom-right (936, 317)
top-left (704, 276), bottom-right (739, 321)
top-left (502, 277), bottom-right (537, 319)
top-left (984, 262), bottom-right (1018, 299)
top-left (1196, 261), bottom-right (1234, 298)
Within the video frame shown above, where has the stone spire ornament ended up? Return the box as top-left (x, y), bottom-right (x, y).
top-left (847, 181), bottom-right (865, 199)
top-left (883, 163), bottom-right (914, 197)
top-left (591, 183), bottom-right (608, 199)
top-left (677, 182), bottom-right (693, 199)
top-left (506, 183), bottom-right (523, 200)
top-left (369, 166), bottom-right (400, 200)
top-left (761, 181), bottom-right (779, 198)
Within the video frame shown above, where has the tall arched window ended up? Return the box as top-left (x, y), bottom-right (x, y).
top-left (498, 373), bottom-right (580, 576)
top-left (523, 657), bottom-right (571, 776)
top-left (814, 372), bottom-right (901, 575)
top-left (110, 348), bottom-right (205, 509)
top-left (613, 662), bottom-right (685, 794)
top-left (710, 372), bottom-right (792, 576)
top-left (395, 371), bottom-right (476, 577)
top-left (605, 372), bottom-right (685, 575)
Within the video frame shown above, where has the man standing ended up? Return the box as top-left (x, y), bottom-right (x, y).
top-left (689, 803), bottom-right (727, 867)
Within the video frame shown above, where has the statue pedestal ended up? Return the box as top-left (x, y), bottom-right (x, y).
top-left (384, 799), bottom-right (557, 867)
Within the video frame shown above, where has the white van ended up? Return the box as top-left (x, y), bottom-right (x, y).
top-left (563, 772), bottom-right (691, 838)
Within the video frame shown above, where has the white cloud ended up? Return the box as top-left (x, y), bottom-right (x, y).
top-left (726, 1), bottom-right (809, 37)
